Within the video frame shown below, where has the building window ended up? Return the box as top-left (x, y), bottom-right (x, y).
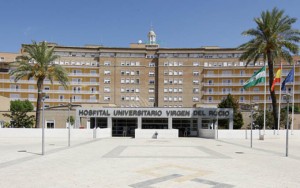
top-left (104, 70), bottom-right (111, 75)
top-left (104, 96), bottom-right (111, 101)
top-left (149, 62), bottom-right (155, 67)
top-left (149, 80), bottom-right (155, 85)
top-left (149, 97), bottom-right (155, 102)
top-left (193, 80), bottom-right (199, 85)
top-left (149, 71), bottom-right (155, 76)
top-left (253, 87), bottom-right (260, 92)
top-left (208, 96), bottom-right (213, 103)
top-left (193, 62), bottom-right (199, 66)
top-left (253, 96), bottom-right (259, 101)
top-left (193, 97), bottom-right (199, 102)
top-left (240, 96), bottom-right (244, 102)
top-left (104, 61), bottom-right (111, 66)
top-left (104, 79), bottom-right (111, 84)
top-left (193, 71), bottom-right (199, 76)
top-left (149, 88), bottom-right (155, 93)
top-left (104, 87), bottom-right (110, 93)
top-left (193, 88), bottom-right (199, 93)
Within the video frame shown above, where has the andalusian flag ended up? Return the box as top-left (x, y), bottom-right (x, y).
top-left (271, 68), bottom-right (282, 91)
top-left (243, 66), bottom-right (266, 89)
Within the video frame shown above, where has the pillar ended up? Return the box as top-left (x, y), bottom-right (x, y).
top-left (107, 117), bottom-right (112, 128)
top-left (137, 117), bottom-right (142, 129)
top-left (168, 117), bottom-right (172, 129)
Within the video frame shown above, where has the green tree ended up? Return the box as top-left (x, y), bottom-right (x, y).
top-left (218, 94), bottom-right (244, 129)
top-left (239, 8), bottom-right (300, 129)
top-left (67, 116), bottom-right (75, 126)
top-left (3, 100), bottom-right (35, 128)
top-left (10, 41), bottom-right (69, 128)
top-left (252, 110), bottom-right (274, 129)
top-left (253, 109), bottom-right (291, 129)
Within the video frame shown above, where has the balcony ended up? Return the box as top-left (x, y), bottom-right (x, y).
top-left (202, 90), bottom-right (297, 95)
top-left (10, 98), bottom-right (99, 103)
top-left (0, 79), bottom-right (99, 86)
top-left (0, 88), bottom-right (99, 94)
top-left (69, 73), bottom-right (99, 77)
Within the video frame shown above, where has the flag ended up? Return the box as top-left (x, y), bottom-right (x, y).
top-left (271, 68), bottom-right (282, 91)
top-left (281, 68), bottom-right (294, 91)
top-left (243, 66), bottom-right (266, 89)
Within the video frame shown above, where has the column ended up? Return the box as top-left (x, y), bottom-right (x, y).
top-left (168, 117), bottom-right (172, 129)
top-left (197, 117), bottom-right (202, 129)
top-left (137, 117), bottom-right (142, 129)
top-left (107, 117), bottom-right (112, 128)
top-left (229, 118), bottom-right (233, 129)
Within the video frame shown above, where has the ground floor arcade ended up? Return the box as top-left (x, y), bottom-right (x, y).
top-left (76, 108), bottom-right (234, 138)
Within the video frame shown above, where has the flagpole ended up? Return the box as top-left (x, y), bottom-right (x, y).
top-left (291, 62), bottom-right (295, 135)
top-left (263, 61), bottom-right (266, 135)
top-left (277, 62), bottom-right (282, 135)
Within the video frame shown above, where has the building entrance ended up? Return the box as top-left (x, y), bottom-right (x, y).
top-left (172, 119), bottom-right (198, 137)
top-left (112, 118), bottom-right (137, 137)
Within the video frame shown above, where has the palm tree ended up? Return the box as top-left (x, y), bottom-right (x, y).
top-left (239, 8), bottom-right (300, 129)
top-left (10, 41), bottom-right (69, 128)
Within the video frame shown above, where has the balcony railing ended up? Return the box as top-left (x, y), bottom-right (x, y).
top-left (0, 79), bottom-right (99, 86)
top-left (11, 98), bottom-right (99, 103)
top-left (202, 90), bottom-right (296, 95)
top-left (0, 88), bottom-right (99, 94)
top-left (68, 73), bottom-right (99, 77)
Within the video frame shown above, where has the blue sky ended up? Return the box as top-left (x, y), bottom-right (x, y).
top-left (1, 0), bottom-right (300, 52)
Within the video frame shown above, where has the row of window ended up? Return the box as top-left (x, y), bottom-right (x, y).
top-left (163, 88), bottom-right (183, 93)
top-left (120, 78), bottom-right (140, 84)
top-left (160, 53), bottom-right (243, 59)
top-left (120, 88), bottom-right (140, 93)
top-left (120, 70), bottom-right (140, 76)
top-left (163, 70), bottom-right (184, 76)
top-left (163, 79), bottom-right (183, 85)
top-left (163, 96), bottom-right (183, 102)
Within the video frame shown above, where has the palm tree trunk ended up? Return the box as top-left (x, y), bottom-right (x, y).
top-left (267, 52), bottom-right (278, 129)
top-left (36, 79), bottom-right (44, 128)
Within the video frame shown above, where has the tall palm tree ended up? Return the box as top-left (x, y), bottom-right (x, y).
top-left (239, 8), bottom-right (300, 129)
top-left (10, 41), bottom-right (69, 128)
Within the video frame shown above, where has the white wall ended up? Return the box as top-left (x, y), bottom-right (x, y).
top-left (217, 129), bottom-right (300, 139)
top-left (0, 128), bottom-right (112, 139)
top-left (198, 129), bottom-right (215, 138)
top-left (135, 129), bottom-right (178, 139)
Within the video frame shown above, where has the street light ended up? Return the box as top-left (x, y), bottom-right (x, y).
top-left (41, 96), bottom-right (45, 155)
top-left (68, 97), bottom-right (72, 147)
top-left (214, 108), bottom-right (219, 140)
top-left (284, 93), bottom-right (291, 157)
top-left (250, 103), bottom-right (259, 148)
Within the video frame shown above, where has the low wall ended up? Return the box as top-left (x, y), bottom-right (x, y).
top-left (217, 129), bottom-right (300, 139)
top-left (199, 129), bottom-right (215, 139)
top-left (0, 128), bottom-right (112, 139)
top-left (135, 129), bottom-right (178, 139)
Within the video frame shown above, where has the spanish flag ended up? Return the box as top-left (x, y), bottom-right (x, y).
top-left (271, 68), bottom-right (282, 91)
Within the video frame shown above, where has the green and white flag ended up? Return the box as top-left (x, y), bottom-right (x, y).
top-left (243, 66), bottom-right (266, 89)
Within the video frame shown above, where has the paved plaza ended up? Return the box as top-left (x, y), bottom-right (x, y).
top-left (0, 135), bottom-right (300, 187)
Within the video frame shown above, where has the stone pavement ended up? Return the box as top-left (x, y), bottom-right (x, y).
top-left (0, 136), bottom-right (300, 188)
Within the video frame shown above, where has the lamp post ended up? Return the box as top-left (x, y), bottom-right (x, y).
top-left (41, 96), bottom-right (45, 155)
top-left (68, 97), bottom-right (72, 147)
top-left (284, 94), bottom-right (291, 157)
top-left (214, 108), bottom-right (219, 140)
top-left (250, 103), bottom-right (258, 148)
